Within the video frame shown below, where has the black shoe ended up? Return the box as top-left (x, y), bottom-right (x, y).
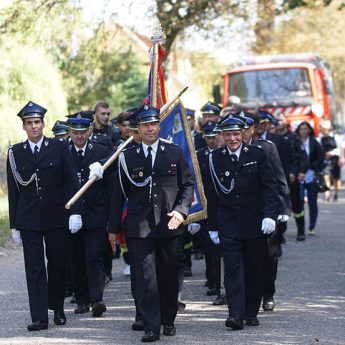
top-left (263, 298), bottom-right (275, 311)
top-left (27, 320), bottom-right (48, 331)
top-left (177, 300), bottom-right (186, 312)
top-left (53, 310), bottom-right (66, 325)
top-left (104, 273), bottom-right (112, 285)
top-left (92, 301), bottom-right (106, 317)
top-left (245, 317), bottom-right (259, 326)
top-left (296, 234), bottom-right (305, 241)
top-left (163, 325), bottom-right (176, 336)
top-left (206, 288), bottom-right (217, 296)
top-left (225, 317), bottom-right (243, 330)
top-left (142, 331), bottom-right (160, 342)
top-left (70, 294), bottom-right (77, 304)
top-left (213, 295), bottom-right (227, 306)
top-left (74, 304), bottom-right (90, 314)
top-left (280, 235), bottom-right (286, 244)
top-left (132, 319), bottom-right (144, 331)
top-left (204, 281), bottom-right (209, 288)
top-left (194, 252), bottom-right (204, 260)
top-left (333, 194), bottom-right (338, 201)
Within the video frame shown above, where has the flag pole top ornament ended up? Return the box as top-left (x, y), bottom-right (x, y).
top-left (151, 20), bottom-right (165, 44)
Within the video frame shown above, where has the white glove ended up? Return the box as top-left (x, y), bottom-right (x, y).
top-left (187, 223), bottom-right (201, 235)
top-left (278, 215), bottom-right (289, 223)
top-left (261, 218), bottom-right (276, 235)
top-left (11, 229), bottom-right (22, 245)
top-left (209, 231), bottom-right (220, 245)
top-left (88, 162), bottom-right (103, 180)
top-left (69, 214), bottom-right (83, 234)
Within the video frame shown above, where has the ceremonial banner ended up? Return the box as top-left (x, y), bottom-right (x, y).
top-left (159, 100), bottom-right (207, 223)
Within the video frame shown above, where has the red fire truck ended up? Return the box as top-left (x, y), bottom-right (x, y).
top-left (222, 53), bottom-right (337, 135)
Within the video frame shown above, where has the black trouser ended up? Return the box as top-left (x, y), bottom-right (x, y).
top-left (290, 180), bottom-right (305, 235)
top-left (70, 228), bottom-right (106, 305)
top-left (21, 228), bottom-right (68, 322)
top-left (103, 237), bottom-right (113, 275)
top-left (262, 239), bottom-right (278, 300)
top-left (203, 226), bottom-right (221, 294)
top-left (127, 236), bottom-right (180, 333)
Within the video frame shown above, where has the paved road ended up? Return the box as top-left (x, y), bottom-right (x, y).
top-left (1, 192), bottom-right (345, 345)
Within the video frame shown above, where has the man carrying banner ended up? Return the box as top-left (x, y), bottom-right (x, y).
top-left (102, 104), bottom-right (194, 342)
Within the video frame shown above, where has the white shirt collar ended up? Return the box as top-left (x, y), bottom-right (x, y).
top-left (261, 131), bottom-right (267, 140)
top-left (28, 136), bottom-right (44, 153)
top-left (74, 143), bottom-right (87, 155)
top-left (227, 143), bottom-right (242, 159)
top-left (142, 139), bottom-right (159, 155)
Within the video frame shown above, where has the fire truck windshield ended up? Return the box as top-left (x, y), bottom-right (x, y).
top-left (228, 68), bottom-right (313, 107)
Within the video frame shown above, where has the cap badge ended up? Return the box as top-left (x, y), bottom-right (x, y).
top-left (139, 172), bottom-right (143, 177)
top-left (225, 171), bottom-right (230, 176)
top-left (144, 105), bottom-right (148, 110)
top-left (28, 102), bottom-right (33, 107)
top-left (77, 113), bottom-right (81, 119)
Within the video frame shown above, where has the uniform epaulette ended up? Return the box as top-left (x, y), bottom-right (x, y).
top-left (122, 145), bottom-right (137, 152)
top-left (251, 144), bottom-right (264, 151)
top-left (259, 138), bottom-right (273, 145)
top-left (160, 138), bottom-right (173, 144)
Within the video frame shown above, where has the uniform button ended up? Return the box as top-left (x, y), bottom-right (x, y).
top-left (37, 178), bottom-right (40, 181)
top-left (153, 183), bottom-right (156, 186)
top-left (235, 172), bottom-right (238, 175)
top-left (81, 169), bottom-right (84, 172)
top-left (49, 162), bottom-right (53, 166)
top-left (153, 194), bottom-right (157, 197)
top-left (82, 200), bottom-right (85, 203)
top-left (39, 196), bottom-right (42, 200)
top-left (36, 169), bottom-right (39, 172)
top-left (81, 179), bottom-right (84, 182)
top-left (152, 172), bottom-right (155, 175)
top-left (154, 204), bottom-right (158, 208)
top-left (236, 195), bottom-right (239, 198)
top-left (38, 187), bottom-right (42, 190)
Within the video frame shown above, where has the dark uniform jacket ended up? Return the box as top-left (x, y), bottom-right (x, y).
top-left (206, 144), bottom-right (280, 239)
top-left (108, 139), bottom-right (194, 238)
top-left (196, 147), bottom-right (212, 185)
top-left (251, 138), bottom-right (291, 216)
top-left (194, 132), bottom-right (207, 151)
top-left (7, 137), bottom-right (80, 230)
top-left (92, 125), bottom-right (120, 147)
top-left (68, 140), bottom-right (116, 230)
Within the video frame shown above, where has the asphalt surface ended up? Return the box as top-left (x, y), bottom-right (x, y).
top-left (1, 191), bottom-right (345, 345)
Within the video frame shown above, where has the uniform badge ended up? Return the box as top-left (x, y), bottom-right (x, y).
top-left (136, 147), bottom-right (140, 154)
top-left (139, 172), bottom-right (143, 177)
top-left (160, 145), bottom-right (165, 151)
top-left (243, 146), bottom-right (248, 152)
top-left (44, 140), bottom-right (48, 146)
top-left (88, 143), bottom-right (93, 149)
top-left (225, 171), bottom-right (230, 176)
top-left (93, 135), bottom-right (98, 140)
top-left (222, 149), bottom-right (226, 155)
top-left (23, 143), bottom-right (27, 149)
top-left (205, 151), bottom-right (209, 155)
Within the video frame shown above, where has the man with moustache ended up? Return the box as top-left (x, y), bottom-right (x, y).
top-left (206, 115), bottom-right (280, 330)
top-left (93, 104), bottom-right (194, 342)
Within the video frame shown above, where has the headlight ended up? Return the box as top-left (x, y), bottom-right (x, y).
top-left (311, 103), bottom-right (324, 118)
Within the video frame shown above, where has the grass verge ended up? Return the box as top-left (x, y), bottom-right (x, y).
top-left (0, 214), bottom-right (10, 246)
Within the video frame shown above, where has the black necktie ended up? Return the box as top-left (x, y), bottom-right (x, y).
top-left (34, 145), bottom-right (39, 160)
top-left (230, 154), bottom-right (238, 167)
top-left (77, 149), bottom-right (84, 163)
top-left (146, 146), bottom-right (152, 169)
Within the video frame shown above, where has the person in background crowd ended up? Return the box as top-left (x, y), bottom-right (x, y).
top-left (115, 111), bottom-right (131, 148)
top-left (52, 120), bottom-right (69, 139)
top-left (319, 120), bottom-right (340, 201)
top-left (206, 115), bottom-right (280, 330)
top-left (196, 121), bottom-right (226, 306)
top-left (275, 113), bottom-right (306, 241)
top-left (93, 101), bottom-right (120, 146)
top-left (194, 101), bottom-right (222, 151)
top-left (7, 101), bottom-right (82, 331)
top-left (296, 121), bottom-right (324, 235)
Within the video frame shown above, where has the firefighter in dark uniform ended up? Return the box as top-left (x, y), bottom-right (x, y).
top-left (7, 101), bottom-right (82, 331)
top-left (194, 101), bottom-right (222, 151)
top-left (238, 111), bottom-right (291, 312)
top-left (196, 121), bottom-right (226, 305)
top-left (52, 120), bottom-right (69, 139)
top-left (206, 115), bottom-right (280, 330)
top-left (98, 104), bottom-right (194, 342)
top-left (66, 112), bottom-right (115, 317)
top-left (255, 110), bottom-right (292, 245)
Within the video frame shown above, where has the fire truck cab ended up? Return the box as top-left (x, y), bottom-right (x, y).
top-left (223, 53), bottom-right (336, 135)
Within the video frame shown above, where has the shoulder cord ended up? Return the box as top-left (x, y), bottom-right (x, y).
top-left (8, 148), bottom-right (38, 192)
top-left (118, 152), bottom-right (152, 199)
top-left (208, 152), bottom-right (234, 195)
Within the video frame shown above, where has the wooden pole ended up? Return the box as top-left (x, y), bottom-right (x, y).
top-left (65, 86), bottom-right (189, 210)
